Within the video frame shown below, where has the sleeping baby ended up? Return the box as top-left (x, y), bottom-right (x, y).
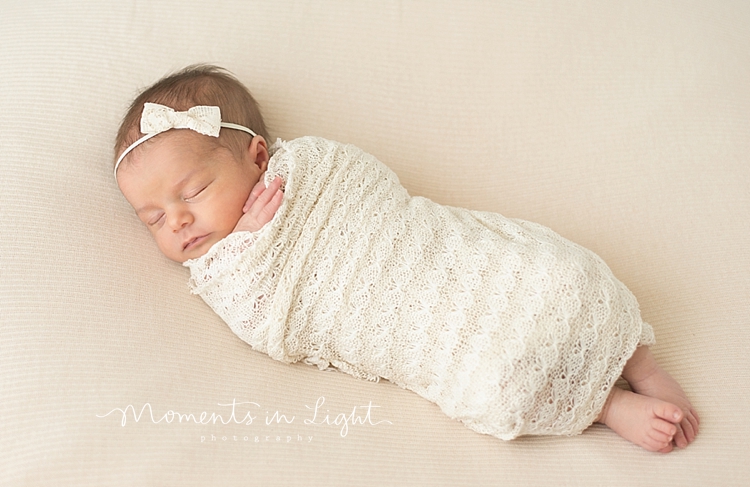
top-left (114, 64), bottom-right (699, 453)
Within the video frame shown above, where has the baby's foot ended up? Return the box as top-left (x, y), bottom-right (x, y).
top-left (597, 387), bottom-right (682, 453)
top-left (623, 348), bottom-right (700, 449)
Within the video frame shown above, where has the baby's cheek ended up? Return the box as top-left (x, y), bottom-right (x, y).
top-left (226, 197), bottom-right (249, 225)
top-left (226, 207), bottom-right (245, 230)
top-left (156, 238), bottom-right (181, 263)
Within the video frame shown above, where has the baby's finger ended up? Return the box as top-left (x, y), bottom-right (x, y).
top-left (249, 178), bottom-right (282, 213)
top-left (256, 190), bottom-right (284, 225)
top-left (241, 188), bottom-right (283, 230)
top-left (267, 188), bottom-right (284, 212)
top-left (244, 180), bottom-right (267, 212)
top-left (266, 176), bottom-right (283, 193)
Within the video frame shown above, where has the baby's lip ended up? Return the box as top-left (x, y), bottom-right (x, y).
top-left (183, 234), bottom-right (209, 251)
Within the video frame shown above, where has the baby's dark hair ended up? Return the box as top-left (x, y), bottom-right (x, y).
top-left (114, 64), bottom-right (269, 167)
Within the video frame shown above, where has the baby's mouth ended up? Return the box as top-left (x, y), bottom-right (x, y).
top-left (184, 234), bottom-right (208, 251)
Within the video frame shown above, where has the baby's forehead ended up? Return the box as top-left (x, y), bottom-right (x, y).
top-left (130, 130), bottom-right (222, 164)
top-left (153, 129), bottom-right (222, 152)
top-left (120, 133), bottom-right (222, 185)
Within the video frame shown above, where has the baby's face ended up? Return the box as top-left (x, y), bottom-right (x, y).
top-left (117, 130), bottom-right (267, 263)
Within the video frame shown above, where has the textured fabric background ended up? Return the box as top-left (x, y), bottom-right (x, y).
top-left (1, 1), bottom-right (748, 485)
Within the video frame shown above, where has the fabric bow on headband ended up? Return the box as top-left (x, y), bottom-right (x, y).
top-left (114, 102), bottom-right (257, 177)
top-left (141, 103), bottom-right (223, 137)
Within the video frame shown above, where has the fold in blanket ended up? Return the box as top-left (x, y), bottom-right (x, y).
top-left (184, 136), bottom-right (654, 440)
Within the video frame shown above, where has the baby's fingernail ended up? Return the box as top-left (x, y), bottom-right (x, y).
top-left (674, 412), bottom-right (681, 420)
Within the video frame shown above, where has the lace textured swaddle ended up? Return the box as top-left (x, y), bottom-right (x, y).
top-left (184, 136), bottom-right (655, 440)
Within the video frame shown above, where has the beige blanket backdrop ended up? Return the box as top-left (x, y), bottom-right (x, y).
top-left (1, 1), bottom-right (748, 485)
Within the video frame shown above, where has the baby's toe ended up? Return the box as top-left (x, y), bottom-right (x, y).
top-left (643, 434), bottom-right (672, 453)
top-left (654, 401), bottom-right (682, 424)
top-left (687, 408), bottom-right (700, 435)
top-left (658, 443), bottom-right (674, 454)
top-left (649, 428), bottom-right (673, 445)
top-left (673, 424), bottom-right (688, 448)
top-left (691, 407), bottom-right (701, 425)
top-left (652, 417), bottom-right (677, 437)
top-left (680, 416), bottom-right (696, 443)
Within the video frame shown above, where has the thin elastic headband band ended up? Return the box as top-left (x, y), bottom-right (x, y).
top-left (114, 103), bottom-right (257, 178)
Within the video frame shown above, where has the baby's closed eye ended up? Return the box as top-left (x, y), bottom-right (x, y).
top-left (184, 184), bottom-right (209, 202)
top-left (147, 212), bottom-right (165, 227)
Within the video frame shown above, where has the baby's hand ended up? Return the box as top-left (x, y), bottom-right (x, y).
top-left (233, 176), bottom-right (284, 233)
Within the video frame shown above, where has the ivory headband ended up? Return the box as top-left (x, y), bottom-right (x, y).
top-left (114, 102), bottom-right (257, 177)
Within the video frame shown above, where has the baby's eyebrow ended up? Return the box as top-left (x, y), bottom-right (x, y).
top-left (171, 167), bottom-right (204, 191)
top-left (134, 204), bottom-right (158, 216)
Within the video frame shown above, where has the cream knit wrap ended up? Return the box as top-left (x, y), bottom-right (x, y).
top-left (184, 136), bottom-right (655, 440)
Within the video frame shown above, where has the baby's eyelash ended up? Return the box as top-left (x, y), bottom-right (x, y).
top-left (148, 213), bottom-right (165, 226)
top-left (184, 185), bottom-right (208, 201)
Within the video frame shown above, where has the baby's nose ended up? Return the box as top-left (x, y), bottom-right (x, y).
top-left (167, 209), bottom-right (194, 231)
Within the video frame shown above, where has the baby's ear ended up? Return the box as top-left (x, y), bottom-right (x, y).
top-left (248, 135), bottom-right (269, 171)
